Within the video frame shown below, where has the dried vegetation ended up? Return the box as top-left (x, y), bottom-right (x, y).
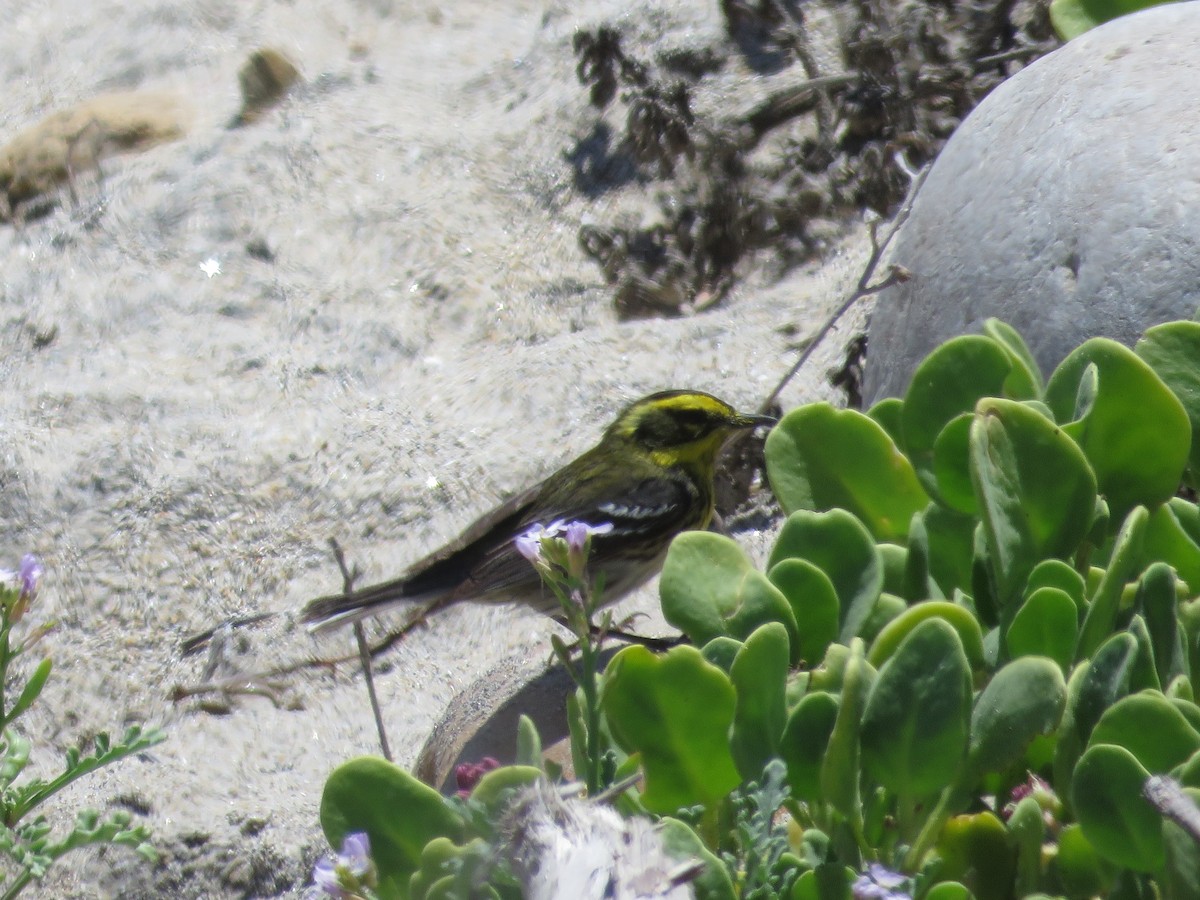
top-left (572, 0), bottom-right (1058, 319)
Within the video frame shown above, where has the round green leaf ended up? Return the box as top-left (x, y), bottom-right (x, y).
top-left (765, 403), bottom-right (929, 542)
top-left (781, 691), bottom-right (840, 805)
top-left (661, 531), bottom-right (798, 654)
top-left (861, 619), bottom-right (971, 798)
top-left (769, 558), bottom-right (839, 666)
top-left (968, 656), bottom-right (1067, 776)
top-left (1090, 692), bottom-right (1200, 774)
top-left (1138, 321), bottom-right (1200, 481)
top-left (320, 756), bottom-right (465, 896)
top-left (1053, 824), bottom-right (1111, 898)
top-left (932, 413), bottom-right (977, 515)
top-left (922, 504), bottom-right (976, 598)
top-left (730, 623), bottom-right (791, 780)
top-left (926, 884), bottom-right (974, 900)
top-left (937, 811), bottom-right (1014, 891)
top-left (770, 509), bottom-right (883, 644)
top-left (1144, 504), bottom-right (1200, 592)
top-left (1072, 743), bottom-right (1165, 872)
top-left (985, 317), bottom-right (1044, 398)
top-left (1025, 559), bottom-right (1086, 607)
top-left (970, 398), bottom-right (1097, 609)
top-left (1007, 588), bottom-right (1078, 670)
top-left (602, 644), bottom-right (740, 813)
top-left (903, 335), bottom-right (1015, 498)
top-left (867, 600), bottom-right (985, 671)
top-left (1073, 632), bottom-right (1140, 745)
top-left (867, 396), bottom-right (905, 448)
top-left (470, 766), bottom-right (542, 814)
top-left (1046, 338), bottom-right (1190, 520)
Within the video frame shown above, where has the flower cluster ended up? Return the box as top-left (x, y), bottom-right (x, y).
top-left (454, 756), bottom-right (501, 798)
top-left (514, 519), bottom-right (613, 583)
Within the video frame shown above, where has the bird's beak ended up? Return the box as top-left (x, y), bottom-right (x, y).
top-left (731, 412), bottom-right (777, 430)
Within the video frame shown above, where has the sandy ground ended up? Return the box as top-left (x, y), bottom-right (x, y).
top-left (0, 0), bottom-right (868, 895)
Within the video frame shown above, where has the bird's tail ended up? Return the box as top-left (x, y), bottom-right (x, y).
top-left (300, 576), bottom-right (439, 635)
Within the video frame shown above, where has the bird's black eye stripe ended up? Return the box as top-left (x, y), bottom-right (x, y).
top-left (634, 405), bottom-right (722, 448)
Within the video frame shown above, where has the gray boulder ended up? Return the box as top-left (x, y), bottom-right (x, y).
top-left (864, 1), bottom-right (1200, 404)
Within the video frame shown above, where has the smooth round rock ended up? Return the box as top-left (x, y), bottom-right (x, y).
top-left (864, 2), bottom-right (1200, 405)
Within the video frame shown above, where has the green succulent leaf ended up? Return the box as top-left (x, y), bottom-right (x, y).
top-left (867, 397), bottom-right (905, 449)
top-left (781, 691), bottom-right (839, 805)
top-left (768, 559), bottom-right (840, 666)
top-left (822, 640), bottom-right (874, 827)
top-left (1007, 796), bottom-right (1047, 899)
top-left (968, 655), bottom-right (1067, 777)
top-left (729, 623), bottom-right (790, 781)
top-left (1048, 0), bottom-right (1156, 38)
top-left (661, 531), bottom-right (798, 655)
top-left (932, 413), bottom-right (977, 516)
top-left (769, 510), bottom-right (884, 644)
top-left (1007, 587), bottom-right (1078, 670)
top-left (902, 334), bottom-right (1016, 501)
top-left (866, 600), bottom-right (985, 672)
top-left (1025, 558), bottom-right (1086, 607)
top-left (1075, 632), bottom-right (1142, 744)
top-left (925, 883), bottom-right (974, 900)
top-left (1054, 823), bottom-right (1112, 898)
top-left (970, 398), bottom-right (1098, 611)
top-left (1073, 743), bottom-right (1164, 872)
top-left (1137, 310), bottom-right (1200, 481)
top-left (1078, 506), bottom-right (1149, 661)
top-left (985, 317), bottom-right (1044, 397)
top-left (320, 756), bottom-right (465, 898)
top-left (1143, 504), bottom-right (1200, 592)
top-left (861, 619), bottom-right (971, 799)
top-left (936, 811), bottom-right (1015, 896)
top-left (601, 644), bottom-right (740, 813)
top-left (1138, 562), bottom-right (1189, 688)
top-left (765, 403), bottom-right (929, 542)
top-left (922, 504), bottom-right (977, 598)
top-left (1090, 692), bottom-right (1200, 774)
top-left (1046, 337), bottom-right (1190, 521)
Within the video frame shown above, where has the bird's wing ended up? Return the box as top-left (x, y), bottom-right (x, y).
top-left (463, 471), bottom-right (702, 588)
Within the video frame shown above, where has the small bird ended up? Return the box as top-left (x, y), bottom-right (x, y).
top-left (300, 390), bottom-right (774, 634)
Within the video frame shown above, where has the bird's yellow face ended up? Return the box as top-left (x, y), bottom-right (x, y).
top-left (606, 390), bottom-right (773, 471)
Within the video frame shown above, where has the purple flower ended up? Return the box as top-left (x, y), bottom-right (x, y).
top-left (18, 555), bottom-right (43, 601)
top-left (339, 833), bottom-right (372, 879)
top-left (515, 526), bottom-right (546, 564)
top-left (852, 864), bottom-right (911, 900)
top-left (309, 832), bottom-right (376, 898)
top-left (1, 554), bottom-right (43, 623)
top-left (455, 756), bottom-right (501, 797)
top-left (564, 521), bottom-right (613, 579)
top-left (564, 521), bottom-right (613, 554)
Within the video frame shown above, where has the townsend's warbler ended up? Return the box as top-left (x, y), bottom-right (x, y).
top-left (300, 389), bottom-right (774, 633)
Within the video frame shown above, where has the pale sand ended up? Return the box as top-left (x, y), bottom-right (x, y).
top-left (0, 0), bottom-right (867, 894)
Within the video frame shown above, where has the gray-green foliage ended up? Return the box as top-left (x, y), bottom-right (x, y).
top-left (0, 567), bottom-right (163, 898)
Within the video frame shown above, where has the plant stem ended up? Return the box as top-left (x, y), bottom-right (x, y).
top-left (0, 868), bottom-right (32, 900)
top-left (578, 632), bottom-right (603, 795)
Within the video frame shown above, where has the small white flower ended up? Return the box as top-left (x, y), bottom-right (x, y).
top-left (199, 258), bottom-right (222, 278)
